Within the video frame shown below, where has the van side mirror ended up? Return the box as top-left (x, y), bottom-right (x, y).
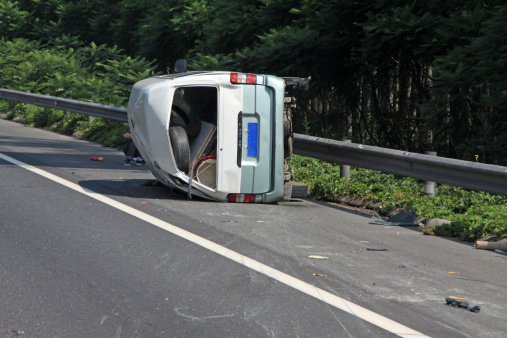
top-left (175, 59), bottom-right (187, 73)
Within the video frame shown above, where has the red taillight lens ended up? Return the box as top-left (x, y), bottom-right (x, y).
top-left (246, 74), bottom-right (256, 84)
top-left (230, 73), bottom-right (238, 83)
top-left (228, 193), bottom-right (255, 203)
top-left (230, 73), bottom-right (257, 84)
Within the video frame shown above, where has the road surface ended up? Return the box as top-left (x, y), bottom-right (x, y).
top-left (0, 118), bottom-right (506, 337)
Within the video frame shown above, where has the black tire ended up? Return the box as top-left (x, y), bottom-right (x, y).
top-left (290, 182), bottom-right (308, 198)
top-left (171, 93), bottom-right (201, 139)
top-left (169, 126), bottom-right (191, 174)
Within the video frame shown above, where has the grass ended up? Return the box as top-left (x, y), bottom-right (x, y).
top-left (290, 155), bottom-right (507, 241)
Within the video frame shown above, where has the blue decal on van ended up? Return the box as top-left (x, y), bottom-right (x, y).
top-left (247, 123), bottom-right (258, 157)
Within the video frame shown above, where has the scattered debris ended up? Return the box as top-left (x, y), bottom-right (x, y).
top-left (415, 293), bottom-right (424, 295)
top-left (475, 240), bottom-right (507, 251)
top-left (448, 271), bottom-right (460, 275)
top-left (449, 296), bottom-right (468, 301)
top-left (12, 117), bottom-right (26, 124)
top-left (369, 208), bottom-right (418, 226)
top-left (308, 255), bottom-right (329, 259)
top-left (90, 157), bottom-right (103, 161)
top-left (72, 130), bottom-right (85, 137)
top-left (445, 297), bottom-right (480, 313)
top-left (313, 273), bottom-right (327, 277)
top-left (367, 248), bottom-right (388, 251)
top-left (398, 265), bottom-right (406, 268)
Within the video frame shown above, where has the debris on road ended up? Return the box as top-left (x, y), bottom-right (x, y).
top-left (449, 296), bottom-right (468, 301)
top-left (448, 271), bottom-right (460, 275)
top-left (313, 273), bottom-right (327, 277)
top-left (367, 248), bottom-right (388, 251)
top-left (90, 156), bottom-right (103, 161)
top-left (369, 208), bottom-right (418, 226)
top-left (475, 240), bottom-right (507, 251)
top-left (308, 255), bottom-right (329, 259)
top-left (445, 297), bottom-right (481, 313)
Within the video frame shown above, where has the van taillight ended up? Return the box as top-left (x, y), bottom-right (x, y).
top-left (230, 73), bottom-right (257, 84)
top-left (228, 193), bottom-right (255, 203)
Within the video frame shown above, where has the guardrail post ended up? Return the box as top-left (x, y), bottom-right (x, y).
top-left (423, 151), bottom-right (437, 196)
top-left (340, 139), bottom-right (351, 178)
top-left (87, 100), bottom-right (94, 124)
top-left (65, 110), bottom-right (70, 118)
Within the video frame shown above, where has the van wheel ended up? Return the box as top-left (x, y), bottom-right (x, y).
top-left (169, 126), bottom-right (191, 174)
top-left (290, 182), bottom-right (308, 198)
top-left (171, 93), bottom-right (201, 139)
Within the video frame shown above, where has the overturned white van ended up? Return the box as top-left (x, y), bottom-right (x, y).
top-left (127, 63), bottom-right (308, 202)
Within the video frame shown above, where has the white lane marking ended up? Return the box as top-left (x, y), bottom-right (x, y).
top-left (0, 152), bottom-right (428, 338)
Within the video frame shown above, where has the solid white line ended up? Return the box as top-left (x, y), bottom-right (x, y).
top-left (0, 152), bottom-right (429, 337)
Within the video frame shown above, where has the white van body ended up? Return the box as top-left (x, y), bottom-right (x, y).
top-left (127, 71), bottom-right (291, 203)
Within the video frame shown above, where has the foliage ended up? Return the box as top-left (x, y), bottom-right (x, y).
top-left (0, 38), bottom-right (155, 104)
top-left (290, 155), bottom-right (507, 241)
top-left (0, 37), bottom-right (155, 147)
top-left (4, 1), bottom-right (507, 166)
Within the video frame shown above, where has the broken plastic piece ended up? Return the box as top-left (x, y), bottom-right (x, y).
top-left (449, 296), bottom-right (468, 301)
top-left (475, 240), bottom-right (507, 250)
top-left (448, 271), bottom-right (460, 275)
top-left (445, 297), bottom-right (480, 313)
top-left (313, 273), bottom-right (327, 277)
top-left (90, 157), bottom-right (103, 161)
top-left (369, 208), bottom-right (418, 226)
top-left (308, 255), bottom-right (329, 259)
top-left (367, 248), bottom-right (388, 251)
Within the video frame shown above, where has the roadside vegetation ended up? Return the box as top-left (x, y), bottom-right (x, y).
top-left (1, 0), bottom-right (506, 240)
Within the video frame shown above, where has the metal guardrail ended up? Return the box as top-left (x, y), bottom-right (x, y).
top-left (1, 88), bottom-right (506, 195)
top-left (0, 88), bottom-right (128, 122)
top-left (294, 134), bottom-right (507, 195)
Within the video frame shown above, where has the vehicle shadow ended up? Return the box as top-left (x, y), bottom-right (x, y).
top-left (77, 178), bottom-right (211, 202)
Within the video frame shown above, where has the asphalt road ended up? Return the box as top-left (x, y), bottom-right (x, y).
top-left (1, 118), bottom-right (506, 338)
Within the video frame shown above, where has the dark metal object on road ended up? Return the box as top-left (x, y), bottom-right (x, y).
top-left (294, 133), bottom-right (507, 196)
